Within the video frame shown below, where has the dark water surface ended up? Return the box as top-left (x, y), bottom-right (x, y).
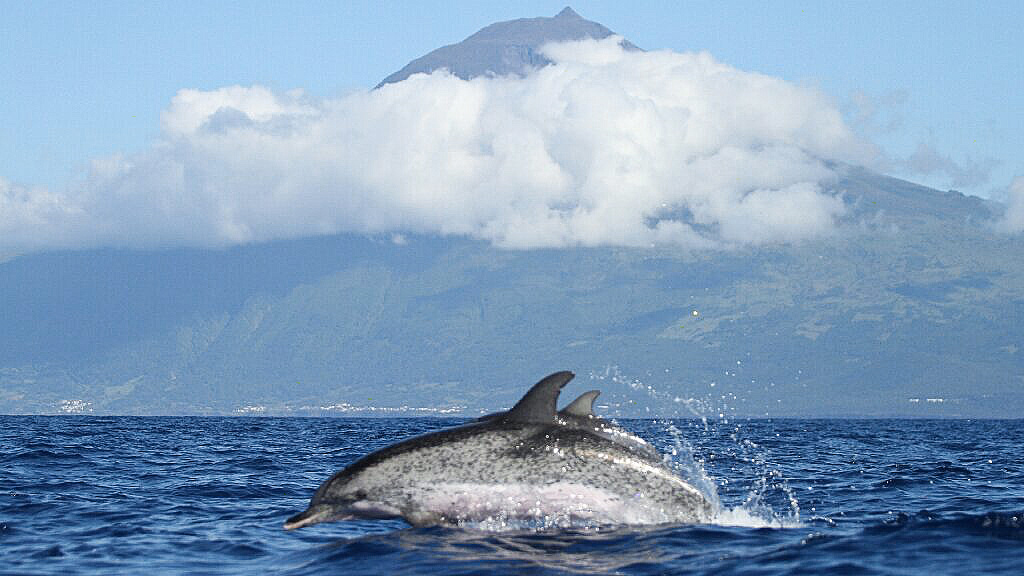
top-left (2, 417), bottom-right (1022, 574)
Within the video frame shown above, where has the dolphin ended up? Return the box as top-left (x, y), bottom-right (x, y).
top-left (284, 371), bottom-right (712, 530)
top-left (555, 389), bottom-right (663, 461)
top-left (480, 388), bottom-right (661, 461)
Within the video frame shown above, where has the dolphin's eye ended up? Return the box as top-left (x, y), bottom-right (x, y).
top-left (354, 490), bottom-right (368, 500)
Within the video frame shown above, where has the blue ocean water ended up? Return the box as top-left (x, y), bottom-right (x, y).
top-left (2, 416), bottom-right (1022, 575)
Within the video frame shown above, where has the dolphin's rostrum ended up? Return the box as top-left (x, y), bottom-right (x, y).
top-left (285, 371), bottom-right (712, 530)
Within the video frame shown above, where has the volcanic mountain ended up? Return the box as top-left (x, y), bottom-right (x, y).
top-left (1, 8), bottom-right (1021, 418)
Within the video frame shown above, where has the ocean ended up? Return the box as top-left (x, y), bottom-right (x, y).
top-left (2, 416), bottom-right (1022, 575)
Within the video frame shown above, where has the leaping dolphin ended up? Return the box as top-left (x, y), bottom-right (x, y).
top-left (284, 371), bottom-right (712, 530)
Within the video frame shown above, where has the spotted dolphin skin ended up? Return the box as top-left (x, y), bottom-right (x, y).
top-left (284, 371), bottom-right (712, 530)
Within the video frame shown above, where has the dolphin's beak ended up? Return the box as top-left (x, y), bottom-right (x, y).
top-left (283, 504), bottom-right (337, 530)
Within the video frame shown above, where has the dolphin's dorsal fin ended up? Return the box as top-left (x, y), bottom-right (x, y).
top-left (560, 390), bottom-right (600, 418)
top-left (505, 371), bottom-right (575, 422)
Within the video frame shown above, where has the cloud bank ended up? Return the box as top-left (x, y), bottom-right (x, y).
top-left (1, 37), bottom-right (873, 252)
top-left (995, 176), bottom-right (1024, 234)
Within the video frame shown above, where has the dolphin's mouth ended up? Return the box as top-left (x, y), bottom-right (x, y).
top-left (283, 504), bottom-right (342, 530)
top-left (283, 499), bottom-right (404, 530)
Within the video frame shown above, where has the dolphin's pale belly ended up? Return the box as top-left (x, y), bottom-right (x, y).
top-left (337, 426), bottom-right (711, 527)
top-left (399, 482), bottom-right (672, 527)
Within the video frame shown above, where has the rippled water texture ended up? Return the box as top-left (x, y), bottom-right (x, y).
top-left (2, 417), bottom-right (1023, 574)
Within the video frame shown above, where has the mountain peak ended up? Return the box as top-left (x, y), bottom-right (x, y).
top-left (555, 7), bottom-right (582, 20)
top-left (377, 8), bottom-right (639, 87)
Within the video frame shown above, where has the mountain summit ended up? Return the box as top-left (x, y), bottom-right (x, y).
top-left (377, 7), bottom-right (639, 87)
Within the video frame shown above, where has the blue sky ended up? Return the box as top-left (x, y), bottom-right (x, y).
top-left (2, 0), bottom-right (1021, 201)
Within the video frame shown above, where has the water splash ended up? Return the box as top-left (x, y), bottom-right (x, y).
top-left (588, 365), bottom-right (803, 529)
top-left (711, 505), bottom-right (802, 528)
top-left (660, 421), bottom-right (721, 508)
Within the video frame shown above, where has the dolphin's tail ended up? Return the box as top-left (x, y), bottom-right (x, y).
top-left (283, 504), bottom-right (335, 530)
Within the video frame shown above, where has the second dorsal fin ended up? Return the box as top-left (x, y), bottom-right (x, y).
top-left (560, 390), bottom-right (600, 418)
top-left (505, 371), bottom-right (575, 423)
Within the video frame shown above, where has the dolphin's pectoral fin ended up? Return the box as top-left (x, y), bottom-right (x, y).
top-left (560, 390), bottom-right (600, 418)
top-left (403, 508), bottom-right (445, 527)
top-left (504, 371), bottom-right (574, 423)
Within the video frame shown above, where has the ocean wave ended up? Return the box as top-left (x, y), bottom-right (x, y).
top-left (867, 510), bottom-right (1024, 541)
top-left (2, 416), bottom-right (1023, 575)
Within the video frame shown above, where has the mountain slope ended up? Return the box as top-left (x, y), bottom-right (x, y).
top-left (2, 168), bottom-right (1021, 417)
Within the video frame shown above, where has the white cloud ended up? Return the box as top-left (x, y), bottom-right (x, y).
top-left (843, 89), bottom-right (907, 136)
top-left (1, 37), bottom-right (873, 253)
top-left (0, 178), bottom-right (91, 250)
top-left (995, 176), bottom-right (1024, 234)
top-left (900, 142), bottom-right (997, 189)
